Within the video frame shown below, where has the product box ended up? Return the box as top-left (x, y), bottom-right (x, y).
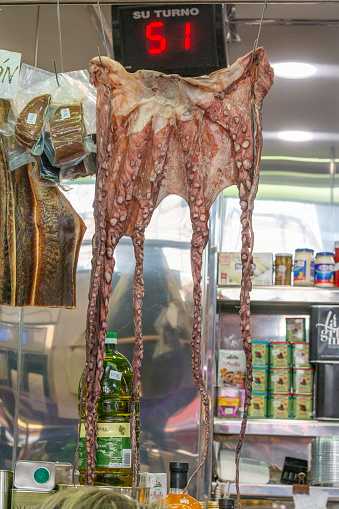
top-left (248, 392), bottom-right (267, 418)
top-left (218, 252), bottom-right (273, 286)
top-left (315, 363), bottom-right (339, 419)
top-left (218, 349), bottom-right (246, 388)
top-left (252, 341), bottom-right (269, 367)
top-left (217, 387), bottom-right (240, 417)
top-left (268, 393), bottom-right (292, 419)
top-left (292, 394), bottom-right (313, 420)
top-left (269, 342), bottom-right (291, 367)
top-left (139, 473), bottom-right (167, 502)
top-left (269, 368), bottom-right (292, 393)
top-left (292, 368), bottom-right (314, 394)
top-left (310, 305), bottom-right (339, 362)
top-left (286, 318), bottom-right (306, 342)
top-left (252, 367), bottom-right (268, 393)
top-left (292, 342), bottom-right (310, 368)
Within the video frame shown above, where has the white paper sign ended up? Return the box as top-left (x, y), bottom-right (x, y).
top-left (27, 113), bottom-right (37, 125)
top-left (0, 49), bottom-right (21, 99)
top-left (293, 491), bottom-right (328, 509)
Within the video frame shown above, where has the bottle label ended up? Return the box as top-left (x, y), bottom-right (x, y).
top-left (315, 263), bottom-right (334, 284)
top-left (78, 423), bottom-right (131, 469)
top-left (109, 370), bottom-right (122, 381)
top-left (294, 260), bottom-right (306, 281)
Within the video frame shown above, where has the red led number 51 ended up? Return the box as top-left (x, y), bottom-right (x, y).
top-left (146, 22), bottom-right (191, 54)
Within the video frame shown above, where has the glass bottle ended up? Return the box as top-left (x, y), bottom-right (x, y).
top-left (218, 498), bottom-right (234, 509)
top-left (78, 332), bottom-right (140, 486)
top-left (160, 462), bottom-right (201, 509)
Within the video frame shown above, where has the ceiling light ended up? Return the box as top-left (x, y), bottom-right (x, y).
top-left (273, 62), bottom-right (317, 79)
top-left (277, 131), bottom-right (314, 142)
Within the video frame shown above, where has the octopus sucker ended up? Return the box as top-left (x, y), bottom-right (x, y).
top-left (83, 48), bottom-right (273, 501)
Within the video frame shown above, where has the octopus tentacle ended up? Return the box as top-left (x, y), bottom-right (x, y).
top-left (186, 223), bottom-right (210, 489)
top-left (131, 228), bottom-right (145, 495)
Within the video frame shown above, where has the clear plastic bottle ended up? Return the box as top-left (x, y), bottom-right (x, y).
top-left (160, 462), bottom-right (201, 509)
top-left (78, 332), bottom-right (140, 486)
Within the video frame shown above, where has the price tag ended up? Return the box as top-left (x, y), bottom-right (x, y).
top-left (273, 400), bottom-right (281, 407)
top-left (109, 370), bottom-right (122, 381)
top-left (272, 349), bottom-right (280, 356)
top-left (27, 113), bottom-right (37, 125)
top-left (0, 49), bottom-right (21, 99)
top-left (271, 375), bottom-right (279, 382)
top-left (60, 107), bottom-right (70, 120)
top-left (293, 491), bottom-right (328, 509)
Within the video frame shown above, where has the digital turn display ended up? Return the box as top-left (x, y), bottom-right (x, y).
top-left (114, 4), bottom-right (221, 76)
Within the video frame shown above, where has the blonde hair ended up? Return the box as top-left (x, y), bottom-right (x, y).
top-left (37, 487), bottom-right (140, 509)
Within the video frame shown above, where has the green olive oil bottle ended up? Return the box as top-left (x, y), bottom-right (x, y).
top-left (78, 332), bottom-right (140, 486)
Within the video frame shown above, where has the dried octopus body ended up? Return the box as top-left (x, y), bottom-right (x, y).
top-left (85, 48), bottom-right (273, 499)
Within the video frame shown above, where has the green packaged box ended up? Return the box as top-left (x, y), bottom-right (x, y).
top-left (291, 342), bottom-right (310, 367)
top-left (293, 368), bottom-right (314, 394)
top-left (268, 393), bottom-right (292, 419)
top-left (286, 318), bottom-right (306, 342)
top-left (270, 342), bottom-right (291, 367)
top-left (269, 368), bottom-right (292, 393)
top-left (248, 392), bottom-right (267, 418)
top-left (252, 341), bottom-right (269, 367)
top-left (292, 394), bottom-right (313, 419)
top-left (252, 367), bottom-right (268, 393)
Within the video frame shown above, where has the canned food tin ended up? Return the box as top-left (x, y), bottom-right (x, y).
top-left (270, 342), bottom-right (291, 367)
top-left (293, 248), bottom-right (315, 286)
top-left (248, 392), bottom-right (267, 418)
top-left (268, 393), bottom-right (292, 419)
top-left (286, 318), bottom-right (306, 342)
top-left (314, 252), bottom-right (335, 287)
top-left (252, 367), bottom-right (268, 393)
top-left (293, 368), bottom-right (314, 394)
top-left (292, 394), bottom-right (313, 419)
top-left (11, 488), bottom-right (56, 509)
top-left (275, 253), bottom-right (293, 285)
top-left (269, 368), bottom-right (292, 393)
top-left (14, 461), bottom-right (56, 491)
top-left (252, 341), bottom-right (269, 367)
top-left (292, 342), bottom-right (310, 367)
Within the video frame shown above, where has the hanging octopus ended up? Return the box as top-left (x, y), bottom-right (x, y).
top-left (81, 47), bottom-right (273, 505)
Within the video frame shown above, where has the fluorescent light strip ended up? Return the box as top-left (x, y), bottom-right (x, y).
top-left (273, 62), bottom-right (317, 79)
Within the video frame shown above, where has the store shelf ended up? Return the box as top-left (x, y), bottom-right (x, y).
top-left (214, 418), bottom-right (339, 437)
top-left (217, 286), bottom-right (339, 304)
top-left (213, 482), bottom-right (339, 500)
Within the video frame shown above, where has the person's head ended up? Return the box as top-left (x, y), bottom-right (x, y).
top-left (37, 487), bottom-right (140, 509)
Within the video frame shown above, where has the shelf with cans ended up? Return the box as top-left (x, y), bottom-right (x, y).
top-left (216, 317), bottom-right (315, 421)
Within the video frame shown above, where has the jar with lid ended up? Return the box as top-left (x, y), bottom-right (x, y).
top-left (314, 252), bottom-right (335, 287)
top-left (293, 249), bottom-right (315, 286)
top-left (275, 253), bottom-right (293, 285)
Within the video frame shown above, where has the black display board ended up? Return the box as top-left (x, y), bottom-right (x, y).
top-left (310, 305), bottom-right (339, 362)
top-left (111, 4), bottom-right (227, 77)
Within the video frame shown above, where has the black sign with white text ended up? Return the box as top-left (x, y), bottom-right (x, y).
top-left (310, 305), bottom-right (339, 362)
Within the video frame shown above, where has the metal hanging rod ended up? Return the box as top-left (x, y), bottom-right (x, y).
top-left (3, 0), bottom-right (339, 4)
top-left (231, 18), bottom-right (339, 25)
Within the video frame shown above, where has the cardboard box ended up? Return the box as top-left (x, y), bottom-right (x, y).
top-left (218, 349), bottom-right (246, 388)
top-left (310, 305), bottom-right (339, 362)
top-left (218, 252), bottom-right (273, 286)
top-left (139, 473), bottom-right (167, 502)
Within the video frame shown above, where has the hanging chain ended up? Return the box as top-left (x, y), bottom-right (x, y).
top-left (249, 0), bottom-right (268, 74)
top-left (97, 0), bottom-right (109, 57)
top-left (57, 0), bottom-right (64, 73)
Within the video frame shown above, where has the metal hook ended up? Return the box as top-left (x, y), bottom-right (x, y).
top-left (53, 60), bottom-right (60, 87)
top-left (97, 46), bottom-right (103, 66)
